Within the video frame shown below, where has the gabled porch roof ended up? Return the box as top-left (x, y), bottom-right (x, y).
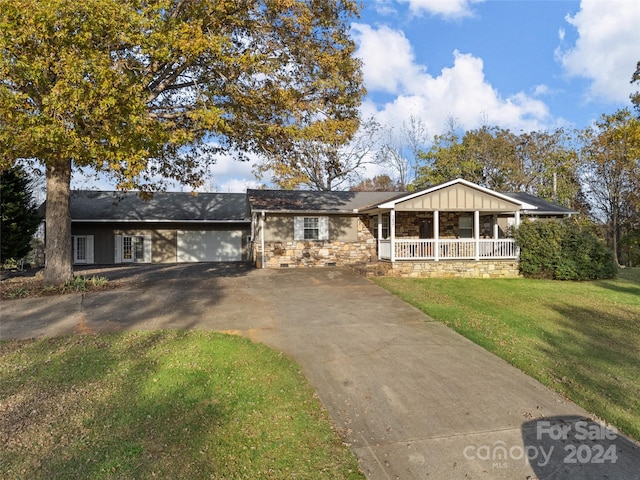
top-left (358, 178), bottom-right (535, 213)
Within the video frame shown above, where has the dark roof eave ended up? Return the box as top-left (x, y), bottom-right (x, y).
top-left (522, 210), bottom-right (577, 216)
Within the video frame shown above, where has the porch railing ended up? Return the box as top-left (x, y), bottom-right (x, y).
top-left (378, 238), bottom-right (518, 261)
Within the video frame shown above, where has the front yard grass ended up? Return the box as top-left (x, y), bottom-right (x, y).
top-left (373, 268), bottom-right (640, 442)
top-left (0, 331), bottom-right (364, 480)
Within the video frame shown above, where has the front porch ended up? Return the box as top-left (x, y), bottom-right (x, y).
top-left (358, 179), bottom-right (536, 278)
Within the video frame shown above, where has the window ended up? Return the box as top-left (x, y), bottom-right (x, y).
top-left (303, 217), bottom-right (319, 240)
top-left (117, 235), bottom-right (151, 263)
top-left (123, 236), bottom-right (133, 260)
top-left (459, 216), bottom-right (473, 238)
top-left (76, 236), bottom-right (86, 261)
top-left (373, 215), bottom-right (390, 239)
top-left (294, 217), bottom-right (329, 241)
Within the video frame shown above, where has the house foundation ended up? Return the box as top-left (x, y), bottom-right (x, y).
top-left (387, 259), bottom-right (520, 278)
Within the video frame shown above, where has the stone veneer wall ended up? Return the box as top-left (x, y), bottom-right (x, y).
top-left (388, 259), bottom-right (520, 278)
top-left (395, 212), bottom-right (496, 238)
top-left (255, 215), bottom-right (377, 268)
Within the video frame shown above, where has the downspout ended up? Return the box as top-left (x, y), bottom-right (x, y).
top-left (261, 211), bottom-right (265, 269)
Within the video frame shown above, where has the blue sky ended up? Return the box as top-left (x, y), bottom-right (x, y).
top-left (72, 0), bottom-right (640, 193)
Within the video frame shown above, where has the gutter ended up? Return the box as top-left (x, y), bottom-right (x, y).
top-left (71, 219), bottom-right (251, 223)
top-left (252, 209), bottom-right (356, 215)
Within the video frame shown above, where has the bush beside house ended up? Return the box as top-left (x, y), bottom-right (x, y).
top-left (514, 219), bottom-right (616, 280)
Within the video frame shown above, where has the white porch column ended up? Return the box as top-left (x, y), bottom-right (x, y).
top-left (434, 210), bottom-right (439, 262)
top-left (260, 211), bottom-right (266, 269)
top-left (377, 213), bottom-right (383, 260)
top-left (474, 210), bottom-right (480, 261)
top-left (390, 210), bottom-right (396, 262)
top-left (515, 210), bottom-right (521, 227)
top-left (493, 214), bottom-right (499, 239)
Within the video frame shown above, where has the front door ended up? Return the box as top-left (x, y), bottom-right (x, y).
top-left (419, 219), bottom-right (433, 239)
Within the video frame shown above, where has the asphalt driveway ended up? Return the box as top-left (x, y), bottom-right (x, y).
top-left (2, 264), bottom-right (639, 479)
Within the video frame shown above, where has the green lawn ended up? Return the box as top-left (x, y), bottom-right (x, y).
top-left (373, 268), bottom-right (640, 442)
top-left (0, 331), bottom-right (364, 480)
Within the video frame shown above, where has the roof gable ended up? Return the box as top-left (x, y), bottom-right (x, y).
top-left (375, 179), bottom-right (529, 211)
top-left (394, 183), bottom-right (521, 211)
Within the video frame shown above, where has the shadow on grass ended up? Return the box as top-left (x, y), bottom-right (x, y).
top-left (0, 332), bottom-right (223, 478)
top-left (538, 303), bottom-right (640, 441)
top-left (1, 331), bottom-right (359, 479)
top-left (593, 279), bottom-right (640, 297)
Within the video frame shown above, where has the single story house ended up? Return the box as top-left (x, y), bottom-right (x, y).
top-left (58, 179), bottom-right (575, 277)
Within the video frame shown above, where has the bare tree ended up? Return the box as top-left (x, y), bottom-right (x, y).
top-left (256, 117), bottom-right (381, 191)
top-left (376, 114), bottom-right (429, 189)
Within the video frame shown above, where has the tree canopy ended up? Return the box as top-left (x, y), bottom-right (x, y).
top-left (413, 125), bottom-right (584, 210)
top-left (0, 166), bottom-right (42, 264)
top-left (0, 0), bottom-right (364, 283)
top-left (350, 174), bottom-right (404, 192)
top-left (579, 108), bottom-right (640, 265)
top-left (631, 60), bottom-right (640, 116)
top-left (254, 117), bottom-right (379, 191)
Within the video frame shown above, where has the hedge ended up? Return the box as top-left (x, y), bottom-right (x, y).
top-left (513, 219), bottom-right (616, 280)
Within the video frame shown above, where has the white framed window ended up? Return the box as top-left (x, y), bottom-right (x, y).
top-left (459, 216), bottom-right (473, 238)
top-left (72, 235), bottom-right (94, 264)
top-left (303, 217), bottom-right (319, 239)
top-left (115, 235), bottom-right (151, 263)
top-left (294, 217), bottom-right (329, 241)
top-left (373, 215), bottom-right (390, 239)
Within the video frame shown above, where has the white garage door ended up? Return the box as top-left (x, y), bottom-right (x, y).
top-left (177, 230), bottom-right (243, 262)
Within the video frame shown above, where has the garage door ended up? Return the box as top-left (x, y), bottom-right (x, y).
top-left (177, 230), bottom-right (243, 262)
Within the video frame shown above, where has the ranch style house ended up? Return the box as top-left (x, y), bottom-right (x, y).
top-left (56, 179), bottom-right (575, 278)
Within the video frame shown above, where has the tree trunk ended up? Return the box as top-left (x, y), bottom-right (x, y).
top-left (44, 159), bottom-right (73, 286)
top-left (611, 211), bottom-right (620, 266)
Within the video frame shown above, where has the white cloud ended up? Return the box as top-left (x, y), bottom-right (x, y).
top-left (557, 0), bottom-right (640, 103)
top-left (396, 0), bottom-right (484, 19)
top-left (212, 178), bottom-right (263, 193)
top-left (558, 27), bottom-right (565, 42)
top-left (354, 24), bottom-right (556, 136)
top-left (200, 152), bottom-right (265, 192)
top-left (352, 23), bottom-right (425, 94)
top-left (533, 84), bottom-right (551, 97)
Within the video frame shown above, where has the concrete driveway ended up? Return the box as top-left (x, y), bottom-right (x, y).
top-left (2, 264), bottom-right (639, 479)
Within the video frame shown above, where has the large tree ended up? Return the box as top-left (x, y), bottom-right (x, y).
top-left (0, 0), bottom-right (364, 284)
top-left (579, 109), bottom-right (640, 265)
top-left (0, 166), bottom-right (42, 264)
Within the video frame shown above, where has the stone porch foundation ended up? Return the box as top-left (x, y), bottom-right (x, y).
top-left (387, 259), bottom-right (520, 278)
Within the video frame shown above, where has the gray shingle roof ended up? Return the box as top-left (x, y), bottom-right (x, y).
top-left (501, 192), bottom-right (577, 215)
top-left (68, 191), bottom-right (248, 222)
top-left (246, 189), bottom-right (400, 213)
